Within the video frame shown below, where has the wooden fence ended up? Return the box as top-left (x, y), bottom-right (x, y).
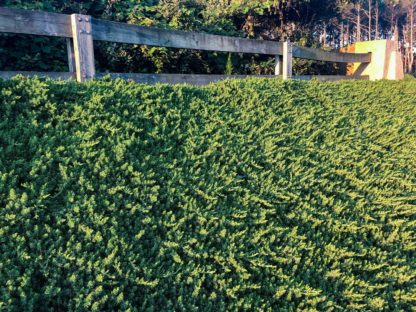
top-left (0, 7), bottom-right (372, 84)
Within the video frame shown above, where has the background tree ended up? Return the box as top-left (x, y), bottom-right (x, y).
top-left (0, 0), bottom-right (414, 74)
top-left (402, 0), bottom-right (416, 71)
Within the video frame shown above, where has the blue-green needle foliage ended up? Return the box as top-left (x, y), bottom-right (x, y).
top-left (0, 77), bottom-right (415, 311)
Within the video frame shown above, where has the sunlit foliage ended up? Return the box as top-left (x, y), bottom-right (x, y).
top-left (0, 77), bottom-right (415, 310)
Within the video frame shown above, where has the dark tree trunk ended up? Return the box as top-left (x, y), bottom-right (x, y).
top-left (357, 2), bottom-right (361, 42)
top-left (375, 1), bottom-right (379, 39)
top-left (368, 0), bottom-right (372, 40)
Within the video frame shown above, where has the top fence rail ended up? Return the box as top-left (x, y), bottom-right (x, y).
top-left (0, 7), bottom-right (371, 62)
top-left (0, 7), bottom-right (372, 83)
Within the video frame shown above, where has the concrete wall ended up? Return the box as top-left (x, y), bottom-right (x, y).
top-left (343, 40), bottom-right (404, 81)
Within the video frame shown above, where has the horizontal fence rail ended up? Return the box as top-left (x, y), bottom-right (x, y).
top-left (0, 7), bottom-right (71, 37)
top-left (91, 19), bottom-right (283, 55)
top-left (293, 46), bottom-right (371, 63)
top-left (0, 71), bottom-right (369, 85)
top-left (0, 7), bottom-right (372, 83)
top-left (0, 71), bottom-right (75, 80)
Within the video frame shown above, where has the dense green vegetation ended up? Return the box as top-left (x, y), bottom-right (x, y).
top-left (1, 0), bottom-right (415, 74)
top-left (1, 77), bottom-right (416, 311)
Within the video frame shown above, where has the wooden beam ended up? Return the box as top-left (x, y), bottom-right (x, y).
top-left (71, 14), bottom-right (95, 81)
top-left (66, 38), bottom-right (76, 72)
top-left (275, 55), bottom-right (283, 76)
top-left (283, 42), bottom-right (293, 80)
top-left (293, 46), bottom-right (371, 63)
top-left (91, 19), bottom-right (370, 62)
top-left (295, 75), bottom-right (369, 81)
top-left (97, 73), bottom-right (278, 85)
top-left (0, 71), bottom-right (370, 84)
top-left (91, 18), bottom-right (283, 55)
top-left (0, 71), bottom-right (74, 80)
top-left (0, 7), bottom-right (71, 37)
top-left (102, 73), bottom-right (369, 84)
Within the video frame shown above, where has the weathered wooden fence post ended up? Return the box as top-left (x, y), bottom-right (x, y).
top-left (275, 55), bottom-right (283, 76)
top-left (283, 41), bottom-right (293, 80)
top-left (70, 14), bottom-right (95, 82)
top-left (66, 38), bottom-right (76, 73)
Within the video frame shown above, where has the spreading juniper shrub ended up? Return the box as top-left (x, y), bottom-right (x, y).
top-left (1, 76), bottom-right (415, 311)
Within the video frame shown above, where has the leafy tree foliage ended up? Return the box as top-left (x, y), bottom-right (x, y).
top-left (1, 0), bottom-right (414, 73)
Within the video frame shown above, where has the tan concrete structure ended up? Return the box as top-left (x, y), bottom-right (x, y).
top-left (343, 40), bottom-right (404, 81)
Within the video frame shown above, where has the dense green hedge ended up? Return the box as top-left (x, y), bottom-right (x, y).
top-left (1, 77), bottom-right (415, 311)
